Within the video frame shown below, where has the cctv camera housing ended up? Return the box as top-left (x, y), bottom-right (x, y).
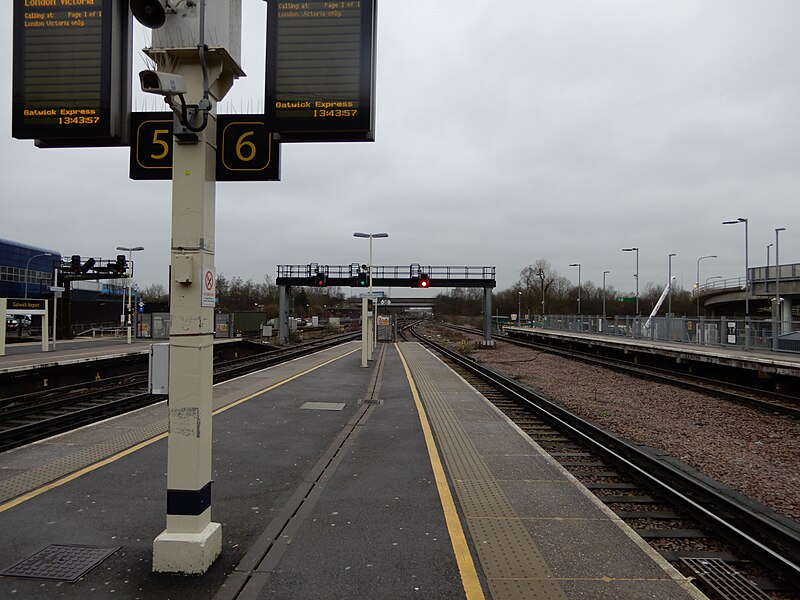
top-left (130, 0), bottom-right (168, 29)
top-left (139, 70), bottom-right (188, 96)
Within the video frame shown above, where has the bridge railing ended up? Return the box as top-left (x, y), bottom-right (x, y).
top-left (695, 262), bottom-right (800, 297)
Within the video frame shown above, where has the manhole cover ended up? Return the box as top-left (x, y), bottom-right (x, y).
top-left (1, 544), bottom-right (119, 582)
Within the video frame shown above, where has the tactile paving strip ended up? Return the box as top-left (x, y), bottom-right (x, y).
top-left (401, 344), bottom-right (567, 600)
top-left (0, 418), bottom-right (168, 504)
top-left (0, 544), bottom-right (119, 582)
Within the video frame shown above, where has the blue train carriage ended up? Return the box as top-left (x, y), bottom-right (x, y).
top-left (0, 238), bottom-right (62, 300)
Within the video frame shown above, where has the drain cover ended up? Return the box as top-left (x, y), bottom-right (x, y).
top-left (300, 402), bottom-right (345, 411)
top-left (1, 544), bottom-right (119, 582)
top-left (680, 557), bottom-right (770, 600)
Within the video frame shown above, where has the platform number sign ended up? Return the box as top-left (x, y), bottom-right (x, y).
top-left (129, 113), bottom-right (280, 181)
top-left (216, 115), bottom-right (280, 181)
top-left (130, 112), bottom-right (173, 180)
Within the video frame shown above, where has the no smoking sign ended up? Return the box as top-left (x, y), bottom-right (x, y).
top-left (201, 265), bottom-right (216, 308)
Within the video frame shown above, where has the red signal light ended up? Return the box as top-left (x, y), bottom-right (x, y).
top-left (419, 274), bottom-right (430, 288)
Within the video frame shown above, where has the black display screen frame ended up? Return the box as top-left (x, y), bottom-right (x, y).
top-left (265, 0), bottom-right (376, 142)
top-left (12, 0), bottom-right (129, 146)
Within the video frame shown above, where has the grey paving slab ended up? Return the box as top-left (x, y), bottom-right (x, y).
top-left (521, 516), bottom-right (681, 580)
top-left (480, 453), bottom-right (563, 481)
top-left (500, 480), bottom-right (607, 519)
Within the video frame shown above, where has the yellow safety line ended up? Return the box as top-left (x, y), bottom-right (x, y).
top-left (395, 343), bottom-right (485, 600)
top-left (0, 346), bottom-right (359, 514)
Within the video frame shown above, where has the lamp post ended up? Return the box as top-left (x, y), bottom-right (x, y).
top-left (569, 263), bottom-right (581, 315)
top-left (621, 248), bottom-right (639, 315)
top-left (706, 275), bottom-right (723, 286)
top-left (667, 253), bottom-right (676, 316)
top-left (722, 218), bottom-right (750, 349)
top-left (24, 252), bottom-right (53, 299)
top-left (602, 270), bottom-right (610, 324)
top-left (774, 227), bottom-right (786, 351)
top-left (695, 255), bottom-right (717, 318)
top-left (354, 232), bottom-right (388, 362)
top-left (116, 246), bottom-right (145, 344)
top-left (766, 243), bottom-right (774, 292)
top-left (538, 268), bottom-right (546, 318)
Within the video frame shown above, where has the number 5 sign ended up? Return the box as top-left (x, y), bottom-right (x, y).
top-left (129, 113), bottom-right (281, 181)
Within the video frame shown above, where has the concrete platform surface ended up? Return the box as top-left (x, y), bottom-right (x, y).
top-left (0, 341), bottom-right (707, 599)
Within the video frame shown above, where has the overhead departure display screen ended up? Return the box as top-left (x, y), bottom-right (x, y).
top-left (11, 0), bottom-right (128, 144)
top-left (265, 0), bottom-right (376, 142)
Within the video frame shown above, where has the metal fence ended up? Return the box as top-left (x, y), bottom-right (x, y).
top-left (136, 313), bottom-right (235, 340)
top-left (523, 315), bottom-right (800, 353)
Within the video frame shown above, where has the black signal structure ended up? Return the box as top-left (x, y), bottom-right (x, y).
top-left (115, 254), bottom-right (128, 275)
top-left (312, 272), bottom-right (327, 287)
top-left (413, 273), bottom-right (430, 288)
top-left (62, 255), bottom-right (131, 281)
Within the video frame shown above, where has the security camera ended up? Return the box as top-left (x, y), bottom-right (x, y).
top-left (130, 0), bottom-right (173, 29)
top-left (139, 70), bottom-right (188, 96)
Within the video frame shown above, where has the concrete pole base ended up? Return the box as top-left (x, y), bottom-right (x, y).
top-left (152, 521), bottom-right (222, 574)
top-left (480, 340), bottom-right (496, 348)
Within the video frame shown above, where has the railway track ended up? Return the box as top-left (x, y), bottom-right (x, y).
top-left (0, 333), bottom-right (359, 453)
top-left (445, 323), bottom-right (800, 418)
top-left (404, 326), bottom-right (800, 599)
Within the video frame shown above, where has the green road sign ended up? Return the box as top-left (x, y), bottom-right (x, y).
top-left (615, 296), bottom-right (636, 302)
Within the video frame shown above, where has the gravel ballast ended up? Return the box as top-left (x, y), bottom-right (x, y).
top-left (427, 327), bottom-right (800, 523)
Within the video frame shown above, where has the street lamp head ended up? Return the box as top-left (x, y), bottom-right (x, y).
top-left (722, 218), bottom-right (746, 225)
top-left (776, 227), bottom-right (786, 233)
top-left (569, 263), bottom-right (579, 267)
top-left (621, 247), bottom-right (637, 252)
top-left (117, 246), bottom-right (145, 252)
top-left (353, 232), bottom-right (369, 238)
top-left (669, 253), bottom-right (676, 258)
top-left (603, 270), bottom-right (610, 275)
top-left (353, 232), bottom-right (388, 239)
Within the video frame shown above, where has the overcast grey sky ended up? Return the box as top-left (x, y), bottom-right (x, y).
top-left (3, 1), bottom-right (799, 297)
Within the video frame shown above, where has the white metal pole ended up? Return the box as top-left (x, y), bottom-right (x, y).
top-left (0, 298), bottom-right (6, 357)
top-left (367, 236), bottom-right (374, 358)
top-left (774, 227), bottom-right (785, 350)
top-left (744, 219), bottom-right (750, 350)
top-left (152, 62), bottom-right (223, 575)
top-left (126, 250), bottom-right (133, 344)
top-left (52, 268), bottom-right (59, 350)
